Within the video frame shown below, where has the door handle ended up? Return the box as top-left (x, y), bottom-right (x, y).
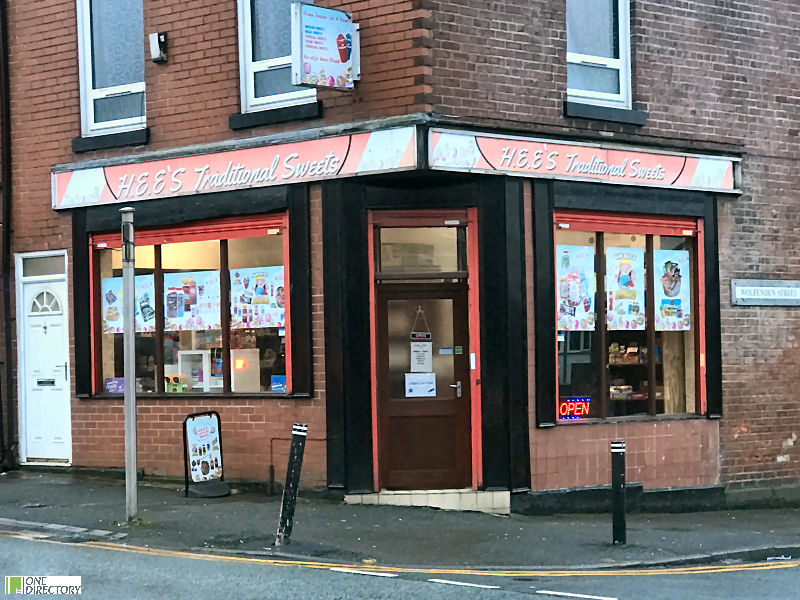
top-left (449, 381), bottom-right (462, 398)
top-left (63, 362), bottom-right (68, 379)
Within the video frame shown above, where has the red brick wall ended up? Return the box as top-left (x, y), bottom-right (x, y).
top-left (530, 420), bottom-right (720, 491)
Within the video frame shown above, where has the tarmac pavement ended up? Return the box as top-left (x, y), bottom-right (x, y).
top-left (1, 469), bottom-right (799, 569)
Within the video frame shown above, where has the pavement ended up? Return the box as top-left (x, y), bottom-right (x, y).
top-left (1, 469), bottom-right (799, 570)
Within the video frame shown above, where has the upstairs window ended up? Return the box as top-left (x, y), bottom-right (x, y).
top-left (76, 0), bottom-right (146, 136)
top-left (566, 0), bottom-right (631, 109)
top-left (237, 0), bottom-right (316, 113)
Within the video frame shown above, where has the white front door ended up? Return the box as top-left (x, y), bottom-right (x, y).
top-left (20, 279), bottom-right (71, 462)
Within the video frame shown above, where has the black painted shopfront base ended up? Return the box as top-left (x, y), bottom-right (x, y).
top-left (511, 483), bottom-right (728, 515)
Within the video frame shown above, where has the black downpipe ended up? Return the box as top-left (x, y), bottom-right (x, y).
top-left (0, 0), bottom-right (14, 469)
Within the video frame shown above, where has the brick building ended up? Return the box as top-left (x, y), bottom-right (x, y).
top-left (0, 0), bottom-right (797, 511)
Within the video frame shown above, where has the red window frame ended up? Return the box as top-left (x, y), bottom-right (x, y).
top-left (553, 210), bottom-right (706, 418)
top-left (89, 213), bottom-right (291, 396)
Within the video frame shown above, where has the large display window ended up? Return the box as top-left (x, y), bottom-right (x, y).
top-left (90, 214), bottom-right (290, 395)
top-left (553, 211), bottom-right (705, 421)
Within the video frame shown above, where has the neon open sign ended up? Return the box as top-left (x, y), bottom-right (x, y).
top-left (559, 397), bottom-right (591, 419)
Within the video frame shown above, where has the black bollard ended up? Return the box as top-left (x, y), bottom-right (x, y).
top-left (611, 440), bottom-right (626, 545)
top-left (275, 423), bottom-right (308, 547)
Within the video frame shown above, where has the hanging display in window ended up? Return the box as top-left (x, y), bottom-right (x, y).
top-left (654, 249), bottom-right (691, 331)
top-left (556, 244), bottom-right (596, 331)
top-left (230, 266), bottom-right (285, 329)
top-left (605, 247), bottom-right (645, 330)
top-left (163, 271), bottom-right (221, 331)
top-left (101, 275), bottom-right (156, 333)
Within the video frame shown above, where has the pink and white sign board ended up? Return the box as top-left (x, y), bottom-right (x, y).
top-left (429, 129), bottom-right (739, 193)
top-left (292, 3), bottom-right (359, 90)
top-left (52, 127), bottom-right (417, 209)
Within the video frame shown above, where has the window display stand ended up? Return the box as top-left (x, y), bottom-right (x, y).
top-left (178, 350), bottom-right (212, 392)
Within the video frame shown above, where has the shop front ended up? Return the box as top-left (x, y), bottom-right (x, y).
top-left (47, 119), bottom-right (740, 509)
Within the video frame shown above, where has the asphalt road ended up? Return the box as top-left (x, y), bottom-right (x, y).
top-left (2, 534), bottom-right (799, 599)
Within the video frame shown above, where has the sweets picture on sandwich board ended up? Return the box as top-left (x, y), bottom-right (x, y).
top-left (184, 412), bottom-right (224, 485)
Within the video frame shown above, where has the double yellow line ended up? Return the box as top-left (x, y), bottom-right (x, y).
top-left (5, 532), bottom-right (800, 578)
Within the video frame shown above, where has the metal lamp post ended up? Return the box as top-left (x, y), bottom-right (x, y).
top-left (121, 207), bottom-right (137, 521)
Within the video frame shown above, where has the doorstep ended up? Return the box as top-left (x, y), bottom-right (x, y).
top-left (344, 489), bottom-right (511, 514)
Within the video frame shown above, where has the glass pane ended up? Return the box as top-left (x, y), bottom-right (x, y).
top-left (99, 246), bottom-right (157, 393)
top-left (566, 0), bottom-right (618, 58)
top-left (162, 241), bottom-right (222, 394)
top-left (654, 235), bottom-right (696, 414)
top-left (23, 255), bottom-right (64, 277)
top-left (555, 229), bottom-right (600, 419)
top-left (254, 66), bottom-right (298, 98)
top-left (251, 0), bottom-right (291, 61)
top-left (229, 235), bottom-right (286, 393)
top-left (605, 233), bottom-right (647, 417)
top-left (567, 64), bottom-right (620, 95)
top-left (94, 93), bottom-right (145, 122)
top-left (387, 299), bottom-right (454, 400)
top-left (379, 227), bottom-right (466, 274)
top-left (90, 0), bottom-right (145, 88)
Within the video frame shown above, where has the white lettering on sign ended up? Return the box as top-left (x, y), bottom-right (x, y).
top-left (736, 287), bottom-right (800, 299)
top-left (428, 129), bottom-right (739, 193)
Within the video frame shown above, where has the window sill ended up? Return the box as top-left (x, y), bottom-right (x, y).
top-left (554, 412), bottom-right (709, 426)
top-left (229, 101), bottom-right (322, 131)
top-left (563, 101), bottom-right (647, 126)
top-left (72, 128), bottom-right (150, 154)
top-left (84, 391), bottom-right (311, 401)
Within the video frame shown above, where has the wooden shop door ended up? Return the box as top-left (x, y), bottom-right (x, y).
top-left (376, 284), bottom-right (471, 489)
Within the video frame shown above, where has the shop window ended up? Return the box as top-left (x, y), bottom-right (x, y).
top-left (92, 216), bottom-right (289, 395)
top-left (566, 0), bottom-right (631, 110)
top-left (555, 213), bottom-right (702, 421)
top-left (237, 0), bottom-right (316, 113)
top-left (76, 0), bottom-right (146, 136)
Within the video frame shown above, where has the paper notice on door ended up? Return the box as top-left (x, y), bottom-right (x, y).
top-left (410, 342), bottom-right (433, 372)
top-left (405, 372), bottom-right (436, 397)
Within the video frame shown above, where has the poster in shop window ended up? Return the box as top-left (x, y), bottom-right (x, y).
top-left (100, 275), bottom-right (156, 333)
top-left (653, 249), bottom-right (692, 331)
top-left (163, 271), bottom-right (221, 331)
top-left (605, 247), bottom-right (646, 330)
top-left (230, 266), bottom-right (285, 329)
top-left (556, 245), bottom-right (596, 331)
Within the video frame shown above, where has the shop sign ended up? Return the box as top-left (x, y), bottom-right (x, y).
top-left (184, 412), bottom-right (223, 483)
top-left (291, 3), bottom-right (360, 90)
top-left (51, 127), bottom-right (417, 209)
top-left (429, 129), bottom-right (739, 193)
top-left (731, 279), bottom-right (800, 306)
top-left (559, 397), bottom-right (591, 420)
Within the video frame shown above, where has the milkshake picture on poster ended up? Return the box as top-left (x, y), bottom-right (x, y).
top-left (556, 245), bottom-right (596, 331)
top-left (163, 271), bottom-right (221, 331)
top-left (605, 247), bottom-right (645, 330)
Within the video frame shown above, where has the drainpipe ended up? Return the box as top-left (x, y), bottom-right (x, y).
top-left (0, 0), bottom-right (14, 469)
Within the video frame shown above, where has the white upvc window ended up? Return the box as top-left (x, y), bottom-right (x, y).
top-left (76, 0), bottom-right (146, 136)
top-left (238, 0), bottom-right (316, 113)
top-left (566, 0), bottom-right (631, 110)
